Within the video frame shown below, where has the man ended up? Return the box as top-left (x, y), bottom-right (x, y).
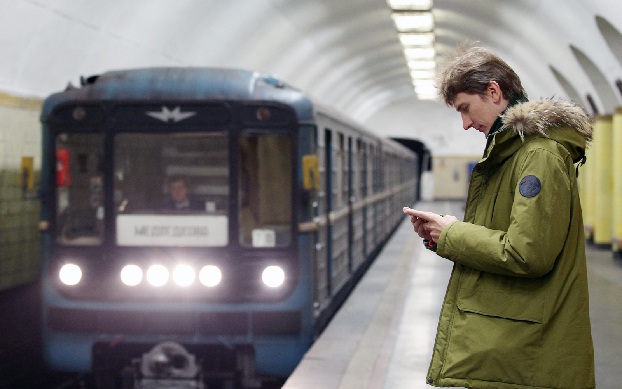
top-left (403, 46), bottom-right (595, 388)
top-left (164, 176), bottom-right (202, 211)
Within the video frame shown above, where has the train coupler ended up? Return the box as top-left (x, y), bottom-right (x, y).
top-left (126, 341), bottom-right (205, 389)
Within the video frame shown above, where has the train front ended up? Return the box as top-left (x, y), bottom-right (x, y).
top-left (39, 74), bottom-right (313, 387)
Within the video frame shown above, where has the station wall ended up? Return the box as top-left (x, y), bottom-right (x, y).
top-left (0, 93), bottom-right (42, 290)
top-left (430, 156), bottom-right (479, 200)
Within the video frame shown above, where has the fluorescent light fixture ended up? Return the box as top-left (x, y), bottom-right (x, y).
top-left (399, 32), bottom-right (435, 46)
top-left (413, 79), bottom-right (436, 88)
top-left (408, 59), bottom-right (436, 70)
top-left (392, 12), bottom-right (434, 32)
top-left (388, 1), bottom-right (436, 99)
top-left (415, 84), bottom-right (438, 95)
top-left (404, 47), bottom-right (435, 60)
top-left (417, 93), bottom-right (437, 100)
top-left (387, 0), bottom-right (433, 11)
top-left (411, 69), bottom-right (436, 79)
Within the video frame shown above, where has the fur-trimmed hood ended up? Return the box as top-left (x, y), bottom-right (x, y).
top-left (501, 98), bottom-right (592, 141)
top-left (498, 98), bottom-right (593, 163)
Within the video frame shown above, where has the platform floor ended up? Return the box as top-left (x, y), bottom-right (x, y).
top-left (283, 200), bottom-right (622, 389)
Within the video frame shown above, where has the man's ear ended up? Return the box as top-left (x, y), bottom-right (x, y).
top-left (487, 81), bottom-right (502, 103)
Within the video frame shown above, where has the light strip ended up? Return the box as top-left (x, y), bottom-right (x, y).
top-left (388, 2), bottom-right (436, 100)
top-left (391, 12), bottom-right (434, 32)
top-left (404, 47), bottom-right (435, 60)
top-left (413, 79), bottom-right (435, 87)
top-left (408, 59), bottom-right (436, 70)
top-left (411, 69), bottom-right (436, 79)
top-left (399, 32), bottom-right (435, 46)
top-left (387, 0), bottom-right (433, 11)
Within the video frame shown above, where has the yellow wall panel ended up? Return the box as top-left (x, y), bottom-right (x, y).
top-left (613, 108), bottom-right (622, 252)
top-left (593, 115), bottom-right (613, 246)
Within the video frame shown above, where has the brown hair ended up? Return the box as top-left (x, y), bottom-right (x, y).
top-left (437, 44), bottom-right (527, 106)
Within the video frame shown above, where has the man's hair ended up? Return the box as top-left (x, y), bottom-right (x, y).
top-left (437, 44), bottom-right (527, 106)
top-left (168, 176), bottom-right (188, 186)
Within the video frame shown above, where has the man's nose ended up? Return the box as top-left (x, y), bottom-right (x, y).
top-left (461, 113), bottom-right (473, 130)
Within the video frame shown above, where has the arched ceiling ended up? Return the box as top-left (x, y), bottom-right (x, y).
top-left (2, 0), bottom-right (622, 155)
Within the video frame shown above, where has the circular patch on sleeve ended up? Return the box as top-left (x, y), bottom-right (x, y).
top-left (519, 175), bottom-right (541, 198)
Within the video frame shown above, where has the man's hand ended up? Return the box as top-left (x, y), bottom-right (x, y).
top-left (403, 207), bottom-right (458, 242)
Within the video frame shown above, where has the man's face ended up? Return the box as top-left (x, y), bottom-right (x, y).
top-left (170, 180), bottom-right (188, 203)
top-left (452, 81), bottom-right (509, 137)
top-left (453, 92), bottom-right (504, 137)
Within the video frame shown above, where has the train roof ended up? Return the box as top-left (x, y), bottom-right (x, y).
top-left (40, 67), bottom-right (418, 157)
top-left (41, 67), bottom-right (314, 123)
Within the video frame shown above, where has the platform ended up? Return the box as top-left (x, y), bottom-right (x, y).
top-left (283, 200), bottom-right (622, 389)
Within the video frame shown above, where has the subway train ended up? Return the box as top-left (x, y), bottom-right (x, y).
top-left (38, 67), bottom-right (422, 388)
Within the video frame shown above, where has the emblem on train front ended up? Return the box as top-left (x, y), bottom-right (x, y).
top-left (146, 106), bottom-right (197, 122)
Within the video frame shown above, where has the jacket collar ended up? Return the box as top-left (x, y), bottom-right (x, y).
top-left (487, 96), bottom-right (528, 137)
top-left (481, 98), bottom-right (593, 166)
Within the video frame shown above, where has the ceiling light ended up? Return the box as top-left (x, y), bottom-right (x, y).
top-left (417, 94), bottom-right (437, 101)
top-left (387, 0), bottom-right (433, 11)
top-left (391, 12), bottom-right (434, 32)
top-left (404, 47), bottom-right (435, 60)
top-left (410, 70), bottom-right (436, 79)
top-left (408, 59), bottom-right (436, 70)
top-left (415, 84), bottom-right (438, 95)
top-left (413, 79), bottom-right (436, 88)
top-left (399, 32), bottom-right (435, 46)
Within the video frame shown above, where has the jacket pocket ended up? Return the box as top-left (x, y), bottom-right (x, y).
top-left (457, 290), bottom-right (544, 323)
top-left (442, 291), bottom-right (543, 384)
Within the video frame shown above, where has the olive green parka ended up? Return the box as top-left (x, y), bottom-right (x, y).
top-left (427, 99), bottom-right (595, 389)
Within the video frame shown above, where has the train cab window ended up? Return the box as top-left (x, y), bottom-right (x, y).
top-left (55, 133), bottom-right (104, 245)
top-left (239, 133), bottom-right (292, 247)
top-left (113, 132), bottom-right (230, 247)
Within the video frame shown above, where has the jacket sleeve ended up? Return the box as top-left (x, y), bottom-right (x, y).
top-left (436, 147), bottom-right (572, 278)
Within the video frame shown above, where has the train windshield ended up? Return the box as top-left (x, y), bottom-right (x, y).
top-left (55, 133), bottom-right (104, 245)
top-left (238, 132), bottom-right (292, 247)
top-left (114, 132), bottom-right (229, 247)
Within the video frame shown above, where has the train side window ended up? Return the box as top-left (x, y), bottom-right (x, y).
top-left (360, 140), bottom-right (368, 198)
top-left (339, 133), bottom-right (347, 209)
top-left (55, 133), bottom-right (104, 245)
top-left (239, 132), bottom-right (292, 247)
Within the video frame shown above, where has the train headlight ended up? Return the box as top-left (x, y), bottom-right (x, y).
top-left (121, 264), bottom-right (143, 286)
top-left (146, 264), bottom-right (169, 287)
top-left (173, 264), bottom-right (195, 287)
top-left (198, 265), bottom-right (222, 287)
top-left (59, 263), bottom-right (82, 286)
top-left (262, 265), bottom-right (285, 288)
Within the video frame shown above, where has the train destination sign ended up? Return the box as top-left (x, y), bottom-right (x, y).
top-left (116, 214), bottom-right (228, 246)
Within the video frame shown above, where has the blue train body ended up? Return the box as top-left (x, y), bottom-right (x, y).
top-left (39, 67), bottom-right (418, 387)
